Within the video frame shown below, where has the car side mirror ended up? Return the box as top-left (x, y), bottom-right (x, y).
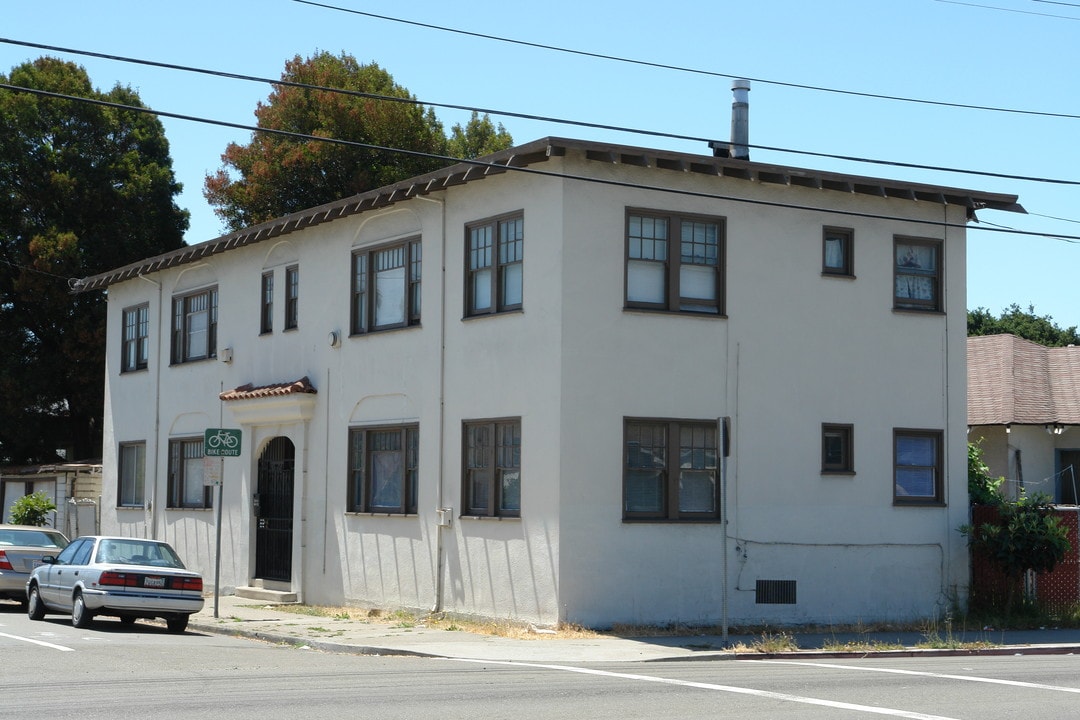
top-left (40, 555), bottom-right (58, 564)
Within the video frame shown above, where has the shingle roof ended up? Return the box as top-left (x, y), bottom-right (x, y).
top-left (219, 376), bottom-right (317, 402)
top-left (72, 136), bottom-right (1023, 293)
top-left (968, 334), bottom-right (1080, 426)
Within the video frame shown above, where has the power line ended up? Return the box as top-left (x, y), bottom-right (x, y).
top-left (293, 0), bottom-right (1080, 121)
top-left (936, 0), bottom-right (1080, 18)
top-left (1033, 0), bottom-right (1080, 8)
top-left (4, 82), bottom-right (1078, 244)
top-left (1, 37), bottom-right (1078, 188)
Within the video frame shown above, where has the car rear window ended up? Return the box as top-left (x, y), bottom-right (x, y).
top-left (0, 529), bottom-right (68, 548)
top-left (95, 539), bottom-right (186, 568)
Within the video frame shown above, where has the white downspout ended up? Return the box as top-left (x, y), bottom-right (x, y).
top-left (416, 193), bottom-right (449, 612)
top-left (138, 274), bottom-right (163, 540)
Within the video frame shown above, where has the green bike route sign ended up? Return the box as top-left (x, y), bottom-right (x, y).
top-left (204, 428), bottom-right (242, 457)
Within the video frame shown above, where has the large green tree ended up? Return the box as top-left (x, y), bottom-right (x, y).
top-left (968, 304), bottom-right (1080, 347)
top-left (205, 51), bottom-right (513, 231)
top-left (0, 57), bottom-right (189, 464)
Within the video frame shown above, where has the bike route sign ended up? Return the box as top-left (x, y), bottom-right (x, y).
top-left (204, 428), bottom-right (242, 457)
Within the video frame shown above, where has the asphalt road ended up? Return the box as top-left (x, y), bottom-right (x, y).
top-left (3, 602), bottom-right (1079, 719)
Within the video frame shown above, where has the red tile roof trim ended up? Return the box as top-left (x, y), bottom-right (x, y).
top-left (220, 377), bottom-right (317, 402)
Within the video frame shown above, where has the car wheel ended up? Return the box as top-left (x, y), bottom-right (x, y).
top-left (71, 592), bottom-right (93, 629)
top-left (166, 615), bottom-right (189, 634)
top-left (27, 586), bottom-right (46, 621)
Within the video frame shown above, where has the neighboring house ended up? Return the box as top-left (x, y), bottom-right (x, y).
top-left (968, 333), bottom-right (1080, 503)
top-left (1, 462), bottom-right (102, 534)
top-left (77, 136), bottom-right (1021, 628)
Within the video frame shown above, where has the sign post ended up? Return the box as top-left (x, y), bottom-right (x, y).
top-left (204, 428), bottom-right (242, 618)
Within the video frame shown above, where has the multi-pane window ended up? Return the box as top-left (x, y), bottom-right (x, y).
top-left (260, 271), bottom-right (274, 334)
top-left (894, 429), bottom-right (944, 504)
top-left (894, 238), bottom-right (942, 312)
top-left (348, 425), bottom-right (419, 513)
top-left (285, 265), bottom-right (299, 330)
top-left (463, 418), bottom-right (521, 517)
top-left (118, 442), bottom-right (146, 507)
top-left (624, 419), bottom-right (719, 521)
top-left (121, 304), bottom-right (149, 372)
top-left (466, 213), bottom-right (524, 317)
top-left (823, 227), bottom-right (853, 277)
top-left (626, 210), bottom-right (724, 314)
top-left (822, 424), bottom-right (854, 474)
top-left (167, 438), bottom-right (211, 509)
top-left (351, 239), bottom-right (421, 334)
top-left (170, 288), bottom-right (217, 363)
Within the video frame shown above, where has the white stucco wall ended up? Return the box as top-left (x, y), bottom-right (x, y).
top-left (100, 147), bottom-right (974, 627)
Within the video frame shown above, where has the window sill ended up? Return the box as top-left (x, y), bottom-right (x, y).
top-left (344, 511), bottom-right (418, 518)
top-left (622, 307), bottom-right (727, 320)
top-left (893, 501), bottom-right (947, 508)
top-left (821, 272), bottom-right (856, 280)
top-left (462, 308), bottom-right (524, 322)
top-left (622, 518), bottom-right (722, 524)
top-left (892, 306), bottom-right (945, 316)
top-left (348, 324), bottom-right (421, 339)
top-left (460, 514), bottom-right (521, 521)
top-left (116, 505), bottom-right (147, 510)
top-left (119, 367), bottom-right (149, 375)
top-left (821, 470), bottom-right (856, 477)
top-left (165, 507), bottom-right (213, 512)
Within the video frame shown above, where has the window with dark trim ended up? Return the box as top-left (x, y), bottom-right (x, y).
top-left (463, 418), bottom-right (521, 517)
top-left (167, 437), bottom-right (211, 509)
top-left (118, 442), bottom-right (146, 507)
top-left (822, 424), bottom-right (854, 474)
top-left (285, 265), bottom-right (299, 330)
top-left (348, 425), bottom-right (418, 513)
top-left (170, 287), bottom-right (217, 363)
top-left (894, 429), bottom-right (944, 504)
top-left (260, 271), bottom-right (274, 334)
top-left (466, 213), bottom-right (523, 317)
top-left (894, 237), bottom-right (942, 312)
top-left (121, 304), bottom-right (149, 372)
top-left (351, 239), bottom-right (421, 335)
top-left (625, 210), bottom-right (725, 315)
top-left (822, 227), bottom-right (853, 277)
top-left (624, 418), bottom-right (719, 521)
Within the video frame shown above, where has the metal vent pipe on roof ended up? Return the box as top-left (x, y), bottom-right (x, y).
top-left (730, 79), bottom-right (750, 160)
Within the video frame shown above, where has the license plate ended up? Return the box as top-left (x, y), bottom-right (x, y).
top-left (143, 576), bottom-right (166, 588)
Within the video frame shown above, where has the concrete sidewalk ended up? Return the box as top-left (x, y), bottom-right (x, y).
top-left (187, 594), bottom-right (1080, 663)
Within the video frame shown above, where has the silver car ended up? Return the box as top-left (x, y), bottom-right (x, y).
top-left (26, 536), bottom-right (204, 633)
top-left (0, 525), bottom-right (69, 606)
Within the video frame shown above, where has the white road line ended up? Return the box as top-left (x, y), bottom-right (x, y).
top-left (0, 630), bottom-right (75, 651)
top-left (447, 658), bottom-right (959, 719)
top-left (759, 660), bottom-right (1080, 694)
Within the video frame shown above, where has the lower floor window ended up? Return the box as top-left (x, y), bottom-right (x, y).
top-left (349, 425), bottom-right (418, 513)
top-left (118, 442), bottom-right (146, 507)
top-left (624, 418), bottom-right (718, 520)
top-left (894, 429), bottom-right (944, 504)
top-left (463, 418), bottom-right (521, 517)
top-left (167, 438), bottom-right (211, 509)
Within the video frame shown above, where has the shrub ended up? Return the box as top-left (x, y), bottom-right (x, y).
top-left (9, 491), bottom-right (57, 526)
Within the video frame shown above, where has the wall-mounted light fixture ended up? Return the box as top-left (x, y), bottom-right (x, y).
top-left (1005, 424), bottom-right (1011, 434)
top-left (327, 331), bottom-right (341, 348)
top-left (1046, 423), bottom-right (1066, 435)
top-left (220, 347), bottom-right (233, 363)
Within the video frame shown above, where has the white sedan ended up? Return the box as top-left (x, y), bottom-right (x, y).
top-left (26, 536), bottom-right (204, 633)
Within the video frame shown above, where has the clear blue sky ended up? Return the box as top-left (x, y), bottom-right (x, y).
top-left (3, 1), bottom-right (1078, 326)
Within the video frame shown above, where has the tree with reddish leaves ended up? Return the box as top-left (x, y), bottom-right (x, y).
top-left (205, 51), bottom-right (511, 232)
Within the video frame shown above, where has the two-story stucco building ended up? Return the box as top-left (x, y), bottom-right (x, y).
top-left (78, 136), bottom-right (1021, 628)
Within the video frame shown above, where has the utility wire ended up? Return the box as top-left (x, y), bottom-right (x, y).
top-left (3, 82), bottom-right (1078, 244)
top-left (936, 0), bottom-right (1080, 19)
top-left (294, 0), bottom-right (1080, 120)
top-left (1, 37), bottom-right (1078, 188)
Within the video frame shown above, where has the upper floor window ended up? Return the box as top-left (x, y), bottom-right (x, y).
top-left (462, 418), bottom-right (521, 518)
top-left (260, 271), bottom-right (273, 335)
top-left (118, 441), bottom-right (146, 507)
top-left (171, 287), bottom-right (217, 363)
top-left (348, 424), bottom-right (419, 513)
top-left (167, 437), bottom-right (211, 509)
top-left (121, 304), bottom-right (149, 372)
top-left (822, 423), bottom-right (854, 474)
top-left (894, 238), bottom-right (942, 312)
top-left (626, 210), bottom-right (724, 315)
top-left (285, 265), bottom-right (299, 330)
top-left (894, 429), bottom-right (943, 504)
top-left (624, 418), bottom-right (719, 521)
top-left (466, 213), bottom-right (523, 317)
top-left (823, 227), bottom-right (853, 277)
top-left (351, 239), bottom-right (421, 335)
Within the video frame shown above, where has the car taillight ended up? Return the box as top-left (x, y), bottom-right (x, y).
top-left (0, 551), bottom-right (11, 571)
top-left (98, 571), bottom-right (139, 587)
top-left (175, 577), bottom-right (203, 592)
